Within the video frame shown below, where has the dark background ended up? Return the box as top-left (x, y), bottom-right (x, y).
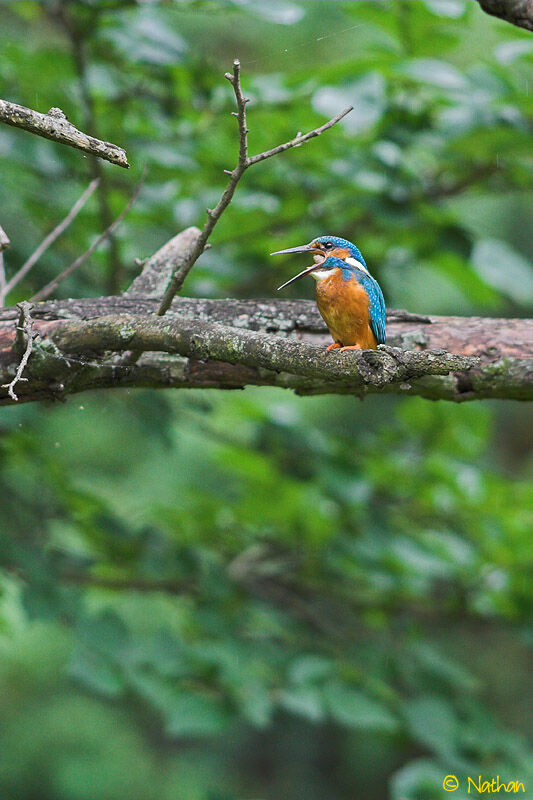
top-left (0, 1), bottom-right (532, 799)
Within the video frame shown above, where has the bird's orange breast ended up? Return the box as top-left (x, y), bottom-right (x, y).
top-left (316, 268), bottom-right (377, 349)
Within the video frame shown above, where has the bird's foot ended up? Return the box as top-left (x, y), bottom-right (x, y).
top-left (326, 342), bottom-right (342, 352)
top-left (339, 344), bottom-right (362, 352)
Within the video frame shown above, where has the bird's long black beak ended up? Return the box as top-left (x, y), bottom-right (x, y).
top-left (270, 244), bottom-right (312, 256)
top-left (276, 263), bottom-right (318, 291)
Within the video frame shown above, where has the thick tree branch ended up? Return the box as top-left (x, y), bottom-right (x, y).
top-left (476, 0), bottom-right (533, 30)
top-left (0, 295), bottom-right (530, 404)
top-left (156, 60), bottom-right (352, 315)
top-left (0, 100), bottom-right (129, 167)
top-left (48, 313), bottom-right (477, 386)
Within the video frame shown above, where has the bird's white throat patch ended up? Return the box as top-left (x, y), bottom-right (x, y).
top-left (311, 256), bottom-right (369, 281)
top-left (311, 269), bottom-right (333, 281)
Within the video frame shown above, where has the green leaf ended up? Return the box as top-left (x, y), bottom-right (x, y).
top-left (412, 644), bottom-right (480, 692)
top-left (391, 758), bottom-right (448, 800)
top-left (132, 672), bottom-right (228, 737)
top-left (237, 680), bottom-right (274, 729)
top-left (471, 239), bottom-right (533, 305)
top-left (288, 655), bottom-right (333, 685)
top-left (324, 682), bottom-right (399, 733)
top-left (165, 693), bottom-right (228, 738)
top-left (104, 7), bottom-right (187, 65)
top-left (404, 59), bottom-right (468, 90)
top-left (248, 1), bottom-right (305, 25)
top-left (278, 686), bottom-right (325, 722)
top-left (423, 0), bottom-right (466, 18)
top-left (495, 40), bottom-right (533, 65)
top-left (312, 74), bottom-right (387, 134)
top-left (68, 645), bottom-right (124, 698)
top-left (403, 696), bottom-right (458, 758)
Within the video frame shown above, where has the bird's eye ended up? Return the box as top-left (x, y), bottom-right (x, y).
top-left (324, 242), bottom-right (333, 250)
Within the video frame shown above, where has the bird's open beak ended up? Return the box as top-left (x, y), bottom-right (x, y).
top-left (271, 243), bottom-right (323, 290)
top-left (277, 263), bottom-right (318, 291)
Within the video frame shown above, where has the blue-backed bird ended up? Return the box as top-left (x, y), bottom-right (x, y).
top-left (272, 235), bottom-right (386, 351)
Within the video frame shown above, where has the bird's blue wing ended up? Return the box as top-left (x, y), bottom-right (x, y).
top-left (359, 273), bottom-right (386, 344)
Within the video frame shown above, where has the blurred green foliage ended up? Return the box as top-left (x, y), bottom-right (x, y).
top-left (0, 1), bottom-right (532, 799)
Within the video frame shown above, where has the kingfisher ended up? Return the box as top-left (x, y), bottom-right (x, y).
top-left (272, 235), bottom-right (386, 351)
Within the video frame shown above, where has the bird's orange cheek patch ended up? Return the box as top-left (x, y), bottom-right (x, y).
top-left (330, 248), bottom-right (351, 260)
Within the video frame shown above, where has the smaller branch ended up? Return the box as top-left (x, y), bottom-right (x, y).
top-left (31, 174), bottom-right (145, 303)
top-left (227, 59), bottom-right (249, 167)
top-left (1, 302), bottom-right (34, 401)
top-left (4, 179), bottom-right (99, 297)
top-left (156, 60), bottom-right (352, 316)
top-left (0, 100), bottom-right (129, 168)
top-left (157, 60), bottom-right (249, 315)
top-left (246, 105), bottom-right (353, 166)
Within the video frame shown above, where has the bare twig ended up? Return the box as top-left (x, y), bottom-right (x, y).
top-left (2, 302), bottom-right (35, 401)
top-left (157, 60), bottom-right (353, 315)
top-left (4, 179), bottom-right (99, 297)
top-left (231, 59), bottom-right (249, 168)
top-left (0, 99), bottom-right (129, 168)
top-left (31, 174), bottom-right (145, 303)
top-left (246, 106), bottom-right (355, 166)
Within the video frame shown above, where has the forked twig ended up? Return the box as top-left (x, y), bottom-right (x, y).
top-left (2, 301), bottom-right (35, 401)
top-left (31, 172), bottom-right (146, 303)
top-left (4, 178), bottom-right (99, 297)
top-left (157, 60), bottom-right (353, 315)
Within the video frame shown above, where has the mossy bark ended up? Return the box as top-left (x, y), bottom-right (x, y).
top-left (0, 296), bottom-right (531, 405)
